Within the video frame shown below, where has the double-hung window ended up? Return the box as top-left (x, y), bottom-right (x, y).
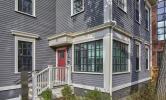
top-left (135, 0), bottom-right (140, 22)
top-left (145, 47), bottom-right (149, 70)
top-left (18, 41), bottom-right (32, 72)
top-left (117, 0), bottom-right (127, 12)
top-left (71, 0), bottom-right (84, 16)
top-left (113, 40), bottom-right (129, 73)
top-left (135, 44), bottom-right (140, 71)
top-left (15, 0), bottom-right (35, 16)
top-left (145, 6), bottom-right (150, 30)
top-left (74, 40), bottom-right (103, 73)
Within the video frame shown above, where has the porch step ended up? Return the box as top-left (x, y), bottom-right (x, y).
top-left (52, 86), bottom-right (64, 99)
top-left (28, 86), bottom-right (44, 100)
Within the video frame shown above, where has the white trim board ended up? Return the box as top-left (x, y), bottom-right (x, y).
top-left (72, 77), bottom-right (151, 93)
top-left (0, 84), bottom-right (32, 91)
top-left (112, 77), bottom-right (151, 92)
top-left (7, 96), bottom-right (21, 100)
top-left (14, 36), bottom-right (36, 73)
top-left (72, 83), bottom-right (109, 93)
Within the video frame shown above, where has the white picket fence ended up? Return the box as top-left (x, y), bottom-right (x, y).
top-left (32, 65), bottom-right (70, 100)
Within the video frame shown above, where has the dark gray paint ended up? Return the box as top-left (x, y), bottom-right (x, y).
top-left (0, 89), bottom-right (20, 100)
top-left (55, 0), bottom-right (104, 34)
top-left (0, 0), bottom-right (57, 87)
top-left (112, 0), bottom-right (150, 87)
top-left (72, 73), bottom-right (104, 88)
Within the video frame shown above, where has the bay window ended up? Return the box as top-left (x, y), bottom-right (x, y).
top-left (74, 40), bottom-right (103, 73)
top-left (113, 40), bottom-right (129, 73)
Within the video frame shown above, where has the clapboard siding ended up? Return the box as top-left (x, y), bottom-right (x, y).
top-left (72, 73), bottom-right (104, 88)
top-left (112, 0), bottom-right (150, 87)
top-left (55, 0), bottom-right (104, 34)
top-left (0, 0), bottom-right (56, 87)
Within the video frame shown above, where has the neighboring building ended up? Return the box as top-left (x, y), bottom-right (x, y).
top-left (152, 0), bottom-right (165, 81)
top-left (153, 0), bottom-right (165, 68)
top-left (0, 0), bottom-right (152, 100)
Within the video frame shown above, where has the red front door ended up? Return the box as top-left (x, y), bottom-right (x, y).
top-left (57, 49), bottom-right (66, 67)
top-left (57, 48), bottom-right (66, 81)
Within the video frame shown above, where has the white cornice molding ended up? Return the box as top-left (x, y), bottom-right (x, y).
top-left (11, 30), bottom-right (39, 39)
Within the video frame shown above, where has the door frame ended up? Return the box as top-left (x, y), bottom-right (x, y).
top-left (56, 47), bottom-right (67, 67)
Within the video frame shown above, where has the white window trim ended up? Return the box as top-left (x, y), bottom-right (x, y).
top-left (112, 38), bottom-right (131, 74)
top-left (15, 0), bottom-right (36, 17)
top-left (71, 0), bottom-right (85, 16)
top-left (118, 0), bottom-right (127, 13)
top-left (72, 38), bottom-right (104, 74)
top-left (135, 0), bottom-right (141, 23)
top-left (145, 5), bottom-right (150, 31)
top-left (145, 46), bottom-right (150, 70)
top-left (14, 36), bottom-right (36, 74)
top-left (135, 42), bottom-right (141, 72)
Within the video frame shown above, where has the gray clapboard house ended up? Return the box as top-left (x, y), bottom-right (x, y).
top-left (0, 0), bottom-right (152, 100)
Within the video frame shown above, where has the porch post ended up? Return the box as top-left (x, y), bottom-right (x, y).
top-left (103, 29), bottom-right (112, 93)
top-left (32, 71), bottom-right (37, 100)
top-left (67, 65), bottom-right (72, 85)
top-left (48, 65), bottom-right (53, 89)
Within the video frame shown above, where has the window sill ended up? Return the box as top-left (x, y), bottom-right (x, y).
top-left (118, 6), bottom-right (127, 14)
top-left (72, 72), bottom-right (103, 75)
top-left (135, 20), bottom-right (141, 25)
top-left (71, 10), bottom-right (84, 17)
top-left (135, 70), bottom-right (141, 72)
top-left (14, 71), bottom-right (32, 74)
top-left (15, 10), bottom-right (36, 18)
top-left (112, 71), bottom-right (130, 75)
top-left (145, 28), bottom-right (150, 32)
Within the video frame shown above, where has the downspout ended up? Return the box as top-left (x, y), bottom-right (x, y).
top-left (109, 0), bottom-right (117, 96)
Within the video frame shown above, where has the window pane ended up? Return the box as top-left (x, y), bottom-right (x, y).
top-left (158, 14), bottom-right (166, 21)
top-left (158, 1), bottom-right (164, 8)
top-left (73, 0), bottom-right (83, 14)
top-left (74, 40), bottom-right (103, 72)
top-left (18, 41), bottom-right (32, 72)
top-left (18, 0), bottom-right (33, 15)
top-left (158, 28), bottom-right (165, 34)
top-left (158, 34), bottom-right (165, 40)
top-left (113, 40), bottom-right (128, 73)
top-left (158, 21), bottom-right (165, 27)
top-left (158, 8), bottom-right (165, 14)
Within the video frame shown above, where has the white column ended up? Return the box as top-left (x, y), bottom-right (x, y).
top-left (32, 71), bottom-right (37, 100)
top-left (67, 65), bottom-right (72, 85)
top-left (103, 29), bottom-right (112, 93)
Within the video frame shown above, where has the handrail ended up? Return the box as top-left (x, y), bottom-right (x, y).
top-left (32, 65), bottom-right (69, 100)
top-left (36, 67), bottom-right (49, 76)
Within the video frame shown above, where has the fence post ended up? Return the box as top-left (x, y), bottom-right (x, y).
top-left (32, 71), bottom-right (37, 100)
top-left (48, 65), bottom-right (53, 89)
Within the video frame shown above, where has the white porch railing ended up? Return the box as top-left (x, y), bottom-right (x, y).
top-left (32, 65), bottom-right (70, 100)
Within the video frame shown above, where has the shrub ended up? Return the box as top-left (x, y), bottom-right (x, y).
top-left (61, 85), bottom-right (76, 100)
top-left (41, 89), bottom-right (52, 100)
top-left (127, 82), bottom-right (156, 100)
top-left (85, 89), bottom-right (111, 100)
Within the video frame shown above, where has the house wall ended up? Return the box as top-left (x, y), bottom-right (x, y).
top-left (55, 0), bottom-right (104, 34)
top-left (0, 0), bottom-right (57, 93)
top-left (112, 0), bottom-right (151, 88)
